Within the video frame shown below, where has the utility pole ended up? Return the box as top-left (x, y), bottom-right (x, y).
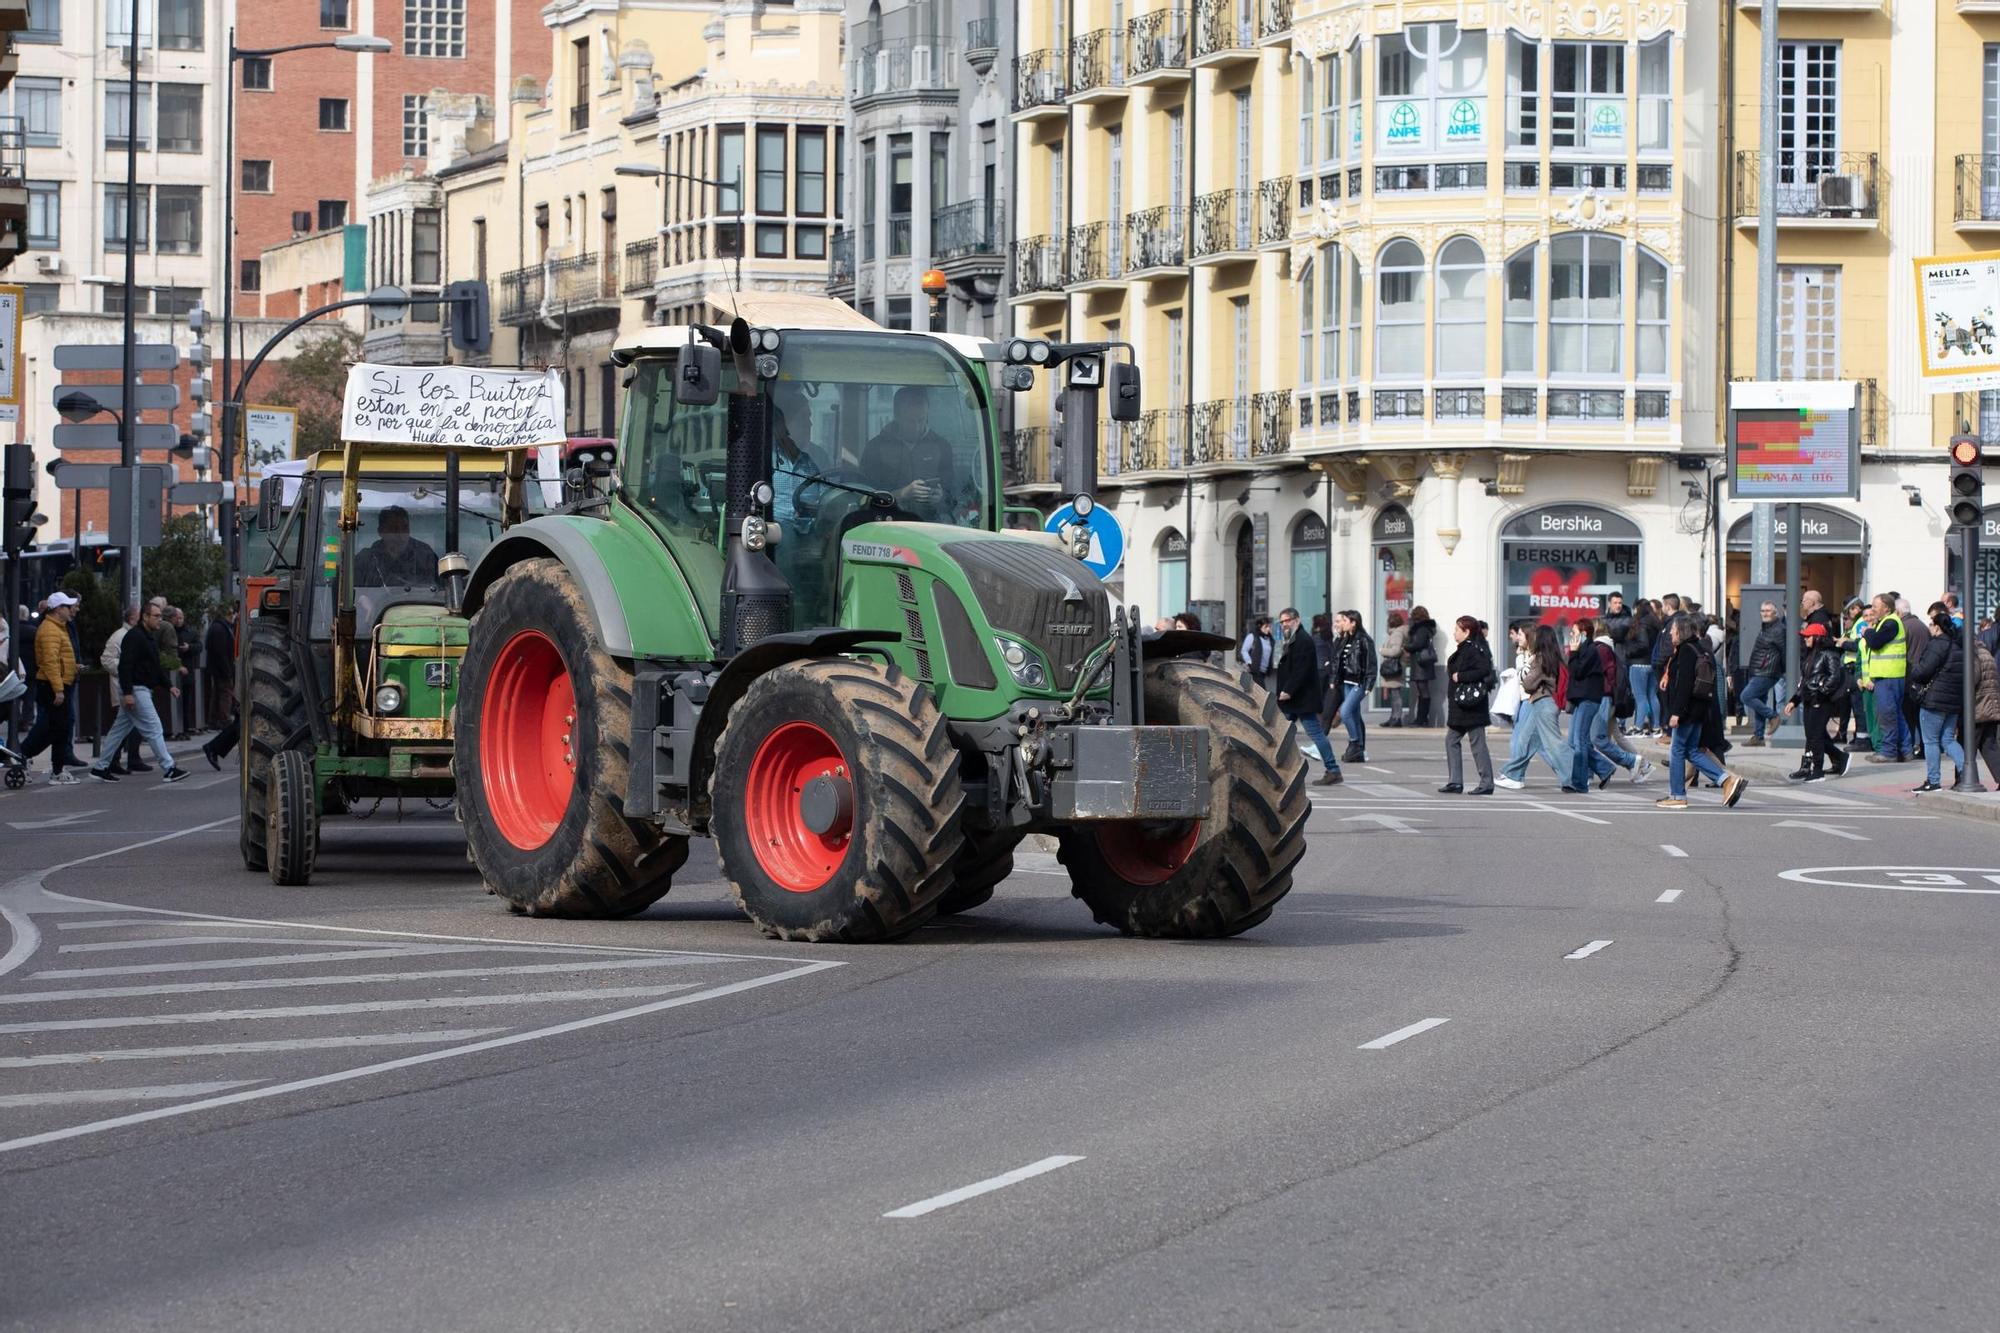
top-left (1752, 0), bottom-right (1804, 698)
top-left (118, 0), bottom-right (142, 610)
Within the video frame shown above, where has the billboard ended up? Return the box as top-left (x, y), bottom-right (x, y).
top-left (1915, 250), bottom-right (2000, 393)
top-left (1726, 380), bottom-right (1861, 502)
top-left (243, 405), bottom-right (297, 481)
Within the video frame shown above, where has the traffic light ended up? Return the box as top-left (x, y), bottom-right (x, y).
top-left (4, 443), bottom-right (41, 552)
top-left (1950, 434), bottom-right (1984, 529)
top-left (187, 301), bottom-right (208, 339)
top-left (445, 280), bottom-right (491, 356)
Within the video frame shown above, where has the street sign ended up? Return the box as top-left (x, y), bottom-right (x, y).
top-left (1044, 501), bottom-right (1126, 581)
top-left (170, 481), bottom-right (223, 504)
top-left (50, 382), bottom-right (180, 413)
top-left (54, 422), bottom-right (180, 451)
top-left (51, 463), bottom-right (114, 490)
top-left (108, 465), bottom-right (166, 548)
top-left (53, 343), bottom-right (179, 372)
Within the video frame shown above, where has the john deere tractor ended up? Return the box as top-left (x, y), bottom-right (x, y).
top-left (240, 441), bottom-right (531, 885)
top-left (453, 301), bottom-right (1309, 942)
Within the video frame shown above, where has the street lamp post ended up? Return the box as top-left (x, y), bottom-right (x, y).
top-left (220, 31), bottom-right (390, 586)
top-left (613, 162), bottom-right (746, 299)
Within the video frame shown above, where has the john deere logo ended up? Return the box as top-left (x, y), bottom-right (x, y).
top-left (1445, 99), bottom-right (1480, 140)
top-left (1386, 102), bottom-right (1421, 143)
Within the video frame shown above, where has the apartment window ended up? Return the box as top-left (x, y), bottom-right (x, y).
top-left (835, 127), bottom-right (846, 218)
top-left (104, 183), bottom-right (151, 250)
top-left (795, 128), bottom-right (827, 216)
top-left (1507, 35), bottom-right (1538, 149)
top-left (157, 84), bottom-right (202, 152)
top-left (406, 0), bottom-right (467, 57)
top-left (1376, 23), bottom-right (1485, 155)
top-left (240, 259), bottom-right (262, 293)
top-left (1375, 239), bottom-right (1425, 378)
top-left (104, 286), bottom-right (151, 315)
top-left (1638, 38), bottom-right (1671, 153)
top-left (1298, 58), bottom-right (1315, 169)
top-left (796, 225), bottom-right (826, 258)
top-left (322, 0), bottom-right (350, 28)
top-left (860, 138), bottom-right (876, 260)
top-left (403, 96), bottom-right (429, 157)
top-left (1344, 45), bottom-right (1363, 159)
top-left (717, 125), bottom-right (745, 212)
top-left (159, 0), bottom-right (202, 49)
top-left (1105, 127), bottom-right (1121, 270)
top-left (317, 199), bottom-right (348, 230)
top-left (22, 0), bottom-right (58, 43)
top-left (472, 218), bottom-right (487, 281)
top-left (241, 58), bottom-right (272, 91)
top-left (757, 126), bottom-right (786, 214)
top-left (12, 78), bottom-right (61, 147)
top-left (104, 84), bottom-right (151, 151)
top-left (1298, 260), bottom-right (1315, 385)
top-left (1776, 265), bottom-right (1839, 381)
top-left (105, 0), bottom-right (154, 49)
top-left (755, 223), bottom-right (786, 257)
top-left (241, 159), bottom-right (272, 193)
top-left (1637, 249), bottom-right (1670, 378)
top-left (887, 297), bottom-right (913, 331)
top-left (570, 38), bottom-right (589, 132)
top-left (930, 131), bottom-right (950, 220)
top-left (22, 283), bottom-right (59, 313)
top-left (156, 287), bottom-right (199, 317)
top-left (1503, 246), bottom-right (1536, 376)
top-left (319, 98), bottom-right (349, 132)
top-left (156, 185), bottom-right (201, 254)
top-left (1549, 233), bottom-right (1621, 376)
top-left (1777, 42), bottom-right (1840, 193)
top-left (26, 182), bottom-right (58, 249)
top-left (1551, 43), bottom-right (1624, 152)
top-left (1317, 242), bottom-right (1342, 382)
top-left (1435, 237), bottom-right (1485, 378)
top-left (1343, 246), bottom-right (1362, 378)
top-left (412, 208), bottom-right (441, 285)
top-left (888, 133), bottom-right (913, 256)
top-left (1315, 53), bottom-right (1337, 167)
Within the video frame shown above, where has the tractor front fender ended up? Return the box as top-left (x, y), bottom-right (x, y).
top-left (464, 513), bottom-right (711, 662)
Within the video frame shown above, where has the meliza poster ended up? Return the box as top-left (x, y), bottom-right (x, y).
top-left (1916, 250), bottom-right (2000, 392)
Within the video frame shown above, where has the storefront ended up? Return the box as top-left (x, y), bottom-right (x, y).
top-left (1157, 527), bottom-right (1188, 620)
top-left (1372, 504), bottom-right (1413, 640)
top-left (1290, 512), bottom-right (1328, 623)
top-left (1499, 503), bottom-right (1643, 629)
top-left (1725, 506), bottom-right (1866, 614)
top-left (1945, 506), bottom-right (2000, 621)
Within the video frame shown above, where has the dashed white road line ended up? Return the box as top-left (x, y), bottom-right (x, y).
top-left (1530, 800), bottom-right (1612, 826)
top-left (1660, 844), bottom-right (1687, 858)
top-left (1358, 1017), bottom-right (1450, 1050)
top-left (1565, 939), bottom-right (1615, 960)
top-left (1655, 889), bottom-right (1683, 904)
top-left (0, 1081), bottom-right (261, 1109)
top-left (0, 1030), bottom-right (506, 1067)
top-left (883, 1155), bottom-right (1085, 1219)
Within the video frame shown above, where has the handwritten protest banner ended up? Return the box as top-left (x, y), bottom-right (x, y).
top-left (340, 364), bottom-right (567, 448)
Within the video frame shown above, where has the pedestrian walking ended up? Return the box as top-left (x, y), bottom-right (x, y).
top-left (1438, 616), bottom-right (1496, 794)
top-left (1860, 594), bottom-right (1911, 763)
top-left (1625, 599), bottom-right (1660, 735)
top-left (1563, 619), bottom-right (1614, 792)
top-left (1238, 615), bottom-right (1275, 690)
top-left (1312, 613), bottom-right (1341, 736)
top-left (1896, 596), bottom-right (1930, 761)
top-left (1378, 610), bottom-right (1409, 726)
top-left (99, 603), bottom-right (151, 774)
top-left (1740, 601), bottom-right (1787, 745)
top-left (1274, 607), bottom-right (1342, 786)
top-left (87, 601), bottom-right (189, 784)
top-left (171, 607), bottom-right (200, 739)
top-left (1909, 605), bottom-right (1966, 793)
top-left (1589, 622), bottom-right (1653, 785)
top-left (1781, 623), bottom-right (1851, 781)
top-left (1494, 624), bottom-right (1568, 789)
top-left (204, 605), bottom-right (237, 728)
top-left (19, 592), bottom-right (84, 784)
top-left (1332, 610), bottom-right (1376, 762)
top-left (1971, 636), bottom-right (2000, 784)
top-left (1405, 606), bottom-right (1438, 727)
top-left (1656, 613), bottom-right (1747, 810)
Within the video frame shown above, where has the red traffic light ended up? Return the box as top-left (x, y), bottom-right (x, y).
top-left (1951, 436), bottom-right (1982, 467)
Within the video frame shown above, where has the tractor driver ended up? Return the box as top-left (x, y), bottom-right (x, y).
top-left (354, 505), bottom-right (440, 587)
top-left (861, 386), bottom-right (961, 521)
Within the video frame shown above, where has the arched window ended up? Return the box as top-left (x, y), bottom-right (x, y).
top-left (1435, 236), bottom-right (1485, 378)
top-left (1503, 244), bottom-right (1536, 377)
top-left (1637, 247), bottom-right (1669, 378)
top-left (1549, 232), bottom-right (1621, 376)
top-left (1375, 239), bottom-right (1425, 379)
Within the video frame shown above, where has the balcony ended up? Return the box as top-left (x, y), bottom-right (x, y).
top-left (1190, 188), bottom-right (1254, 264)
top-left (1733, 151), bottom-right (1879, 229)
top-left (852, 38), bottom-right (961, 105)
top-left (1192, 0), bottom-right (1258, 66)
top-left (1011, 232), bottom-right (1067, 302)
top-left (1069, 29), bottom-right (1127, 103)
top-left (932, 199), bottom-right (1003, 285)
top-left (965, 15), bottom-right (998, 74)
top-left (1004, 426), bottom-right (1057, 491)
top-left (622, 239), bottom-right (658, 295)
top-left (1067, 221), bottom-right (1126, 290)
top-left (1012, 49), bottom-right (1068, 119)
top-left (1187, 394), bottom-right (1292, 465)
top-left (1373, 388), bottom-right (1426, 422)
top-left (0, 118), bottom-right (23, 261)
top-left (829, 229), bottom-right (855, 293)
top-left (1956, 156), bottom-right (2000, 232)
top-left (1124, 205), bottom-right (1187, 278)
top-left (498, 254), bottom-right (618, 325)
top-left (1255, 178), bottom-right (1290, 248)
top-left (498, 266), bottom-right (543, 325)
top-left (1127, 8), bottom-right (1190, 84)
top-left (1103, 409), bottom-right (1189, 476)
top-left (1259, 0), bottom-right (1291, 41)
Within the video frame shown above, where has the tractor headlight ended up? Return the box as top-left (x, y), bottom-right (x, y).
top-left (993, 636), bottom-right (1046, 689)
top-left (375, 683), bottom-right (405, 715)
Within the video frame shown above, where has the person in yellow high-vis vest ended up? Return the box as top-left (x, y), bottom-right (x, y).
top-left (1843, 599), bottom-right (1873, 749)
top-left (1861, 594), bottom-right (1910, 762)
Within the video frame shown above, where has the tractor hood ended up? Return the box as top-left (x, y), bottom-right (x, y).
top-left (377, 603), bottom-right (470, 650)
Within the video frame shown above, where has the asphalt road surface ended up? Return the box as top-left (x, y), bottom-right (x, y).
top-left (4, 737), bottom-right (2000, 1332)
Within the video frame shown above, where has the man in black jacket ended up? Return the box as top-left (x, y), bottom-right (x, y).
top-left (1276, 608), bottom-right (1342, 785)
top-left (87, 602), bottom-right (188, 783)
top-left (1741, 601), bottom-right (1788, 745)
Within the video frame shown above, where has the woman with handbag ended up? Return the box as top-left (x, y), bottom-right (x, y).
top-left (1406, 606), bottom-right (1438, 727)
top-left (1378, 611), bottom-right (1409, 726)
top-left (1439, 616), bottom-right (1496, 794)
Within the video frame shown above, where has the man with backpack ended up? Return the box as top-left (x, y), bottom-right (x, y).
top-left (1657, 612), bottom-right (1747, 810)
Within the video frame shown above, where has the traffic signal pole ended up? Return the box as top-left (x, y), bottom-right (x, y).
top-left (1950, 433), bottom-right (1985, 790)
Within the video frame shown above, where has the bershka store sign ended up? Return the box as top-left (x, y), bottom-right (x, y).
top-left (1500, 505), bottom-right (1642, 627)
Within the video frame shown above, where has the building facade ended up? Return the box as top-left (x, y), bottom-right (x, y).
top-left (831, 0), bottom-right (1013, 337)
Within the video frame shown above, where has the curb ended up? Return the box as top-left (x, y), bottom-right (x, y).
top-left (1634, 734), bottom-right (2000, 826)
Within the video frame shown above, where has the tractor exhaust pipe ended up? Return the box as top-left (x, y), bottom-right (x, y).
top-left (717, 318), bottom-right (792, 660)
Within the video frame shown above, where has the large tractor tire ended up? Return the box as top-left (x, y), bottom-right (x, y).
top-left (241, 617), bottom-right (311, 873)
top-left (1056, 661), bottom-right (1310, 938)
top-left (456, 558), bottom-right (689, 917)
top-left (934, 829), bottom-right (1025, 916)
top-left (711, 658), bottom-right (965, 942)
top-left (267, 748), bottom-right (320, 886)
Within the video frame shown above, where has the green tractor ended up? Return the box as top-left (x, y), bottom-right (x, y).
top-left (454, 304), bottom-right (1309, 942)
top-left (240, 441), bottom-right (532, 885)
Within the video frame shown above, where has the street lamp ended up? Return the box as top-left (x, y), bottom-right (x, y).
top-left (218, 30), bottom-right (391, 583)
top-left (613, 161), bottom-right (746, 296)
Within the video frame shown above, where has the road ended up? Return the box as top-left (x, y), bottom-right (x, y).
top-left (4, 737), bottom-right (2000, 1331)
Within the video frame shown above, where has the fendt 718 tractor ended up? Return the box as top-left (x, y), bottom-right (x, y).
top-left (454, 300), bottom-right (1309, 942)
top-left (241, 441), bottom-right (531, 885)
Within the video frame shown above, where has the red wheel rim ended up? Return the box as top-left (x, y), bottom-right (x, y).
top-left (743, 721), bottom-right (852, 892)
top-left (481, 630), bottom-right (576, 851)
top-left (1096, 821), bottom-right (1200, 886)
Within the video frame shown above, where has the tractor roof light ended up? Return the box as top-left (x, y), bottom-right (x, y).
top-left (921, 268), bottom-right (948, 298)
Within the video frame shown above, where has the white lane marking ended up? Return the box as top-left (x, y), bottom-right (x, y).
top-left (1350, 783), bottom-right (1423, 800)
top-left (1341, 813), bottom-right (1420, 834)
top-left (0, 1030), bottom-right (507, 1067)
top-left (37, 945), bottom-right (498, 979)
top-left (0, 984), bottom-right (707, 1035)
top-left (1655, 889), bottom-right (1683, 903)
top-left (6, 810), bottom-right (105, 831)
top-left (1771, 818), bottom-right (1869, 842)
top-left (57, 934), bottom-right (424, 954)
top-left (1565, 939), bottom-right (1615, 960)
top-left (1358, 1017), bottom-right (1450, 1050)
top-left (0, 960), bottom-right (845, 1155)
top-left (0, 1081), bottom-right (260, 1109)
top-left (0, 956), bottom-right (727, 1004)
top-left (1763, 787), bottom-right (1871, 808)
top-left (1531, 801), bottom-right (1611, 826)
top-left (883, 1155), bottom-right (1085, 1219)
top-left (1359, 764), bottom-right (1395, 775)
top-left (170, 774), bottom-right (237, 791)
top-left (1661, 844), bottom-right (1687, 858)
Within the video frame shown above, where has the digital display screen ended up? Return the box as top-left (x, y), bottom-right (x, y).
top-left (1729, 403), bottom-right (1859, 501)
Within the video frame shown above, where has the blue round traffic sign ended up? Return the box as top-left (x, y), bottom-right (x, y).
top-left (1045, 502), bottom-right (1125, 580)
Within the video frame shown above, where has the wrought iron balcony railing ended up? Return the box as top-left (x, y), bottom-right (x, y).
top-left (1069, 29), bottom-right (1124, 95)
top-left (1004, 426), bottom-right (1056, 488)
top-left (1192, 0), bottom-right (1255, 58)
top-left (1013, 48), bottom-right (1068, 112)
top-left (933, 199), bottom-right (999, 262)
top-left (1067, 220), bottom-right (1122, 285)
top-left (1125, 205), bottom-right (1186, 271)
top-left (1012, 232), bottom-right (1066, 294)
top-left (1956, 155), bottom-right (2000, 224)
top-left (1255, 178), bottom-right (1291, 245)
top-left (1191, 188), bottom-right (1252, 258)
top-left (1127, 8), bottom-right (1189, 78)
top-left (622, 239), bottom-right (658, 294)
top-left (1734, 150), bottom-right (1879, 220)
top-left (852, 37), bottom-right (962, 100)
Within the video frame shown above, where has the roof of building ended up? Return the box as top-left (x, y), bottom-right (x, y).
top-left (434, 140), bottom-right (510, 181)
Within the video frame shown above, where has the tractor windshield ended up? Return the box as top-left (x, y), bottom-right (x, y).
top-left (308, 476), bottom-right (508, 639)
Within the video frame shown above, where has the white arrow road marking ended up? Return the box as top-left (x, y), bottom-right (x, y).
top-left (1772, 818), bottom-right (1869, 842)
top-left (1359, 1017), bottom-right (1450, 1050)
top-left (1565, 939), bottom-right (1615, 959)
top-left (6, 810), bottom-right (105, 831)
top-left (1341, 813), bottom-right (1421, 834)
top-left (884, 1156), bottom-right (1085, 1219)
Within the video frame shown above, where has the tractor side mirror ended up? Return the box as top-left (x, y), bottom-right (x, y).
top-left (1109, 361), bottom-right (1143, 423)
top-left (257, 475), bottom-right (284, 530)
top-left (676, 344), bottom-right (722, 406)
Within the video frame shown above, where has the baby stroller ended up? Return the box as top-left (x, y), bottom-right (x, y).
top-left (0, 666), bottom-right (26, 789)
